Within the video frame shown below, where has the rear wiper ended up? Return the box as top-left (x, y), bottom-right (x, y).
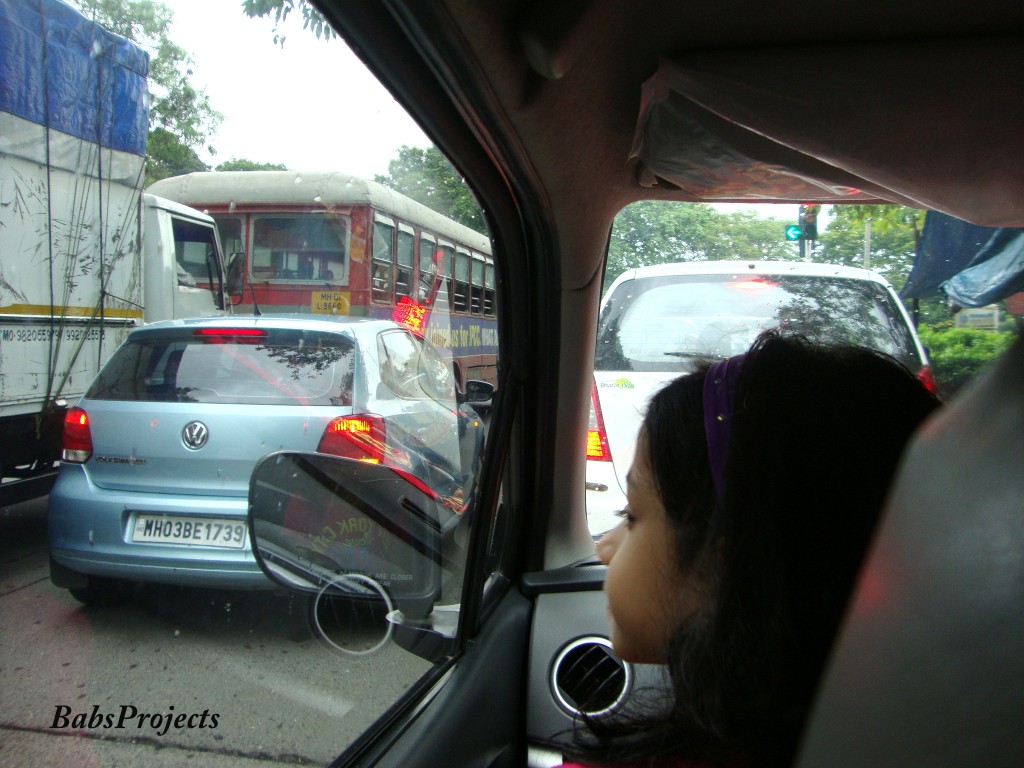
top-left (663, 352), bottom-right (726, 360)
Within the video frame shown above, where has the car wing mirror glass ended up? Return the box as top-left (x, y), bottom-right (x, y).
top-left (248, 451), bottom-right (444, 623)
top-left (461, 379), bottom-right (494, 404)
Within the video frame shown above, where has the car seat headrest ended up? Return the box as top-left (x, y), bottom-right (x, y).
top-left (795, 336), bottom-right (1024, 767)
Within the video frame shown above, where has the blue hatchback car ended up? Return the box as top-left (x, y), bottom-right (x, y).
top-left (48, 314), bottom-right (488, 604)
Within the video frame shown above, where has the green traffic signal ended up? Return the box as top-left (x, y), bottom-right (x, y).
top-left (785, 224), bottom-right (802, 241)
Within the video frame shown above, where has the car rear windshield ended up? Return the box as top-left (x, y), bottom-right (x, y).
top-left (87, 328), bottom-right (356, 406)
top-left (595, 273), bottom-right (922, 372)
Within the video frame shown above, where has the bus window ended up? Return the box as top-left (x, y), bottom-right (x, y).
top-left (437, 241), bottom-right (456, 313)
top-left (214, 216), bottom-right (244, 259)
top-left (454, 248), bottom-right (471, 313)
top-left (250, 214), bottom-right (350, 282)
top-left (471, 252), bottom-right (486, 315)
top-left (396, 225), bottom-right (415, 300)
top-left (484, 259), bottom-right (496, 317)
top-left (417, 234), bottom-right (438, 303)
top-left (372, 216), bottom-right (395, 303)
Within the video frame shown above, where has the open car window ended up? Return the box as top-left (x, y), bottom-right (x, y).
top-left (1, 1), bottom-right (500, 765)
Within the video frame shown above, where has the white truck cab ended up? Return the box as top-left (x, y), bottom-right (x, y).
top-left (142, 194), bottom-right (241, 323)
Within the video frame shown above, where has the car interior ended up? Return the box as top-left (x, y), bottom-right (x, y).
top-left (261, 2), bottom-right (1023, 767)
top-left (10, 0), bottom-right (1021, 766)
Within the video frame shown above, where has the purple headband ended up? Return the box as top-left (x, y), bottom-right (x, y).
top-left (703, 354), bottom-right (745, 502)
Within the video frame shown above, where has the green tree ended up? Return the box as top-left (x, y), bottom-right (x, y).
top-left (215, 159), bottom-right (289, 172)
top-left (70, 0), bottom-right (222, 180)
top-left (145, 128), bottom-right (206, 183)
top-left (817, 205), bottom-right (923, 290)
top-left (606, 201), bottom-right (798, 284)
top-left (241, 0), bottom-right (335, 45)
top-left (918, 325), bottom-right (1016, 397)
top-left (376, 146), bottom-right (485, 232)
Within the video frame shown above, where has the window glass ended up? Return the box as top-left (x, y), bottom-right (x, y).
top-left (377, 330), bottom-right (453, 401)
top-left (455, 250), bottom-right (471, 282)
top-left (484, 261), bottom-right (496, 316)
top-left (596, 274), bottom-right (922, 371)
top-left (372, 218), bottom-right (395, 303)
top-left (454, 250), bottom-right (471, 313)
top-left (173, 217), bottom-right (221, 288)
top-left (586, 200), bottom-right (1014, 539)
top-left (251, 214), bottom-right (350, 282)
top-left (214, 215), bottom-right (244, 257)
top-left (436, 242), bottom-right (456, 313)
top-left (471, 254), bottom-right (485, 315)
top-left (418, 235), bottom-right (438, 303)
top-left (88, 331), bottom-right (355, 406)
top-left (396, 227), bottom-right (415, 299)
top-left (7, 3), bottom-right (498, 766)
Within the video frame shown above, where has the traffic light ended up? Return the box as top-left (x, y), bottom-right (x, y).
top-left (800, 203), bottom-right (821, 240)
top-left (785, 204), bottom-right (822, 243)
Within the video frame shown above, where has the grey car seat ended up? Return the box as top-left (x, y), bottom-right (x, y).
top-left (795, 336), bottom-right (1024, 767)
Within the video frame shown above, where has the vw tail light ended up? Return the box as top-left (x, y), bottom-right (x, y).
top-left (318, 415), bottom-right (440, 500)
top-left (62, 407), bottom-right (93, 463)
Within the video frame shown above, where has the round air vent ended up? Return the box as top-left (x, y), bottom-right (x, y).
top-left (551, 636), bottom-right (632, 717)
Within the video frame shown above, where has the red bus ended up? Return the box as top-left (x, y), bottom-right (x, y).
top-left (147, 171), bottom-right (497, 386)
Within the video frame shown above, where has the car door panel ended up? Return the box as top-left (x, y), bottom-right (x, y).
top-left (355, 586), bottom-right (533, 768)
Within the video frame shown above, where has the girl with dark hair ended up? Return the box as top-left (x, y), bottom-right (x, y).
top-left (563, 332), bottom-right (940, 768)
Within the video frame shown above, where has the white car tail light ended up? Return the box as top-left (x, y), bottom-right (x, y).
top-left (586, 383), bottom-right (612, 461)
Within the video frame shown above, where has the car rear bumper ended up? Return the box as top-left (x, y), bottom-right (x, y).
top-left (585, 460), bottom-right (627, 538)
top-left (47, 464), bottom-right (271, 589)
top-left (48, 549), bottom-right (270, 588)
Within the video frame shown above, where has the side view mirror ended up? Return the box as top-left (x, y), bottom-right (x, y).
top-left (248, 451), bottom-right (457, 660)
top-left (460, 379), bottom-right (494, 404)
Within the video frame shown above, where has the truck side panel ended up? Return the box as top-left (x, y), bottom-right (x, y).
top-left (0, 0), bottom-right (148, 490)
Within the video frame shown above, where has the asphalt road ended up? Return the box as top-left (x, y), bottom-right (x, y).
top-left (0, 496), bottom-right (432, 768)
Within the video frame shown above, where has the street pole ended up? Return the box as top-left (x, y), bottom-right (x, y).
top-left (864, 220), bottom-right (872, 269)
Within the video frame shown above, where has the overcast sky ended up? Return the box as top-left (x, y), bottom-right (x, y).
top-left (169, 0), bottom-right (431, 178)
top-left (168, 1), bottom-right (794, 220)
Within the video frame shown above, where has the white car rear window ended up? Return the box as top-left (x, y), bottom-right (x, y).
top-left (596, 274), bottom-right (921, 372)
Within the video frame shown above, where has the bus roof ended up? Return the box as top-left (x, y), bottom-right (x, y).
top-left (147, 171), bottom-right (492, 254)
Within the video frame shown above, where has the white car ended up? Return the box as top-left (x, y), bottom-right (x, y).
top-left (586, 260), bottom-right (932, 535)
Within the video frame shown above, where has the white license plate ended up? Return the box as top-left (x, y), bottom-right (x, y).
top-left (131, 515), bottom-right (247, 549)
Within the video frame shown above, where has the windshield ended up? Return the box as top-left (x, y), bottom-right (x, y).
top-left (596, 274), bottom-right (922, 372)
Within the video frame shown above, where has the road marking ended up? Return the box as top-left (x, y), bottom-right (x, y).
top-left (221, 659), bottom-right (355, 719)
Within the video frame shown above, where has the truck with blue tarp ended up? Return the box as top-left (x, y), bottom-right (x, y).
top-left (0, 0), bottom-right (236, 503)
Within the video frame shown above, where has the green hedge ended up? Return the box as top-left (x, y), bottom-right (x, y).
top-left (917, 325), bottom-right (1017, 397)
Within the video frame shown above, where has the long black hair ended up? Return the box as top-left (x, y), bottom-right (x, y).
top-left (570, 332), bottom-right (940, 767)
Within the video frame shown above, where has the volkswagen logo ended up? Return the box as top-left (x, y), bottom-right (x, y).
top-left (182, 421), bottom-right (209, 450)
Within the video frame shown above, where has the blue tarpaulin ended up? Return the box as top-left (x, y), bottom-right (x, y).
top-left (901, 212), bottom-right (1024, 307)
top-left (0, 0), bottom-right (149, 156)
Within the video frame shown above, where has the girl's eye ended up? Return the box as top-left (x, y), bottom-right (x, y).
top-left (616, 509), bottom-right (636, 528)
